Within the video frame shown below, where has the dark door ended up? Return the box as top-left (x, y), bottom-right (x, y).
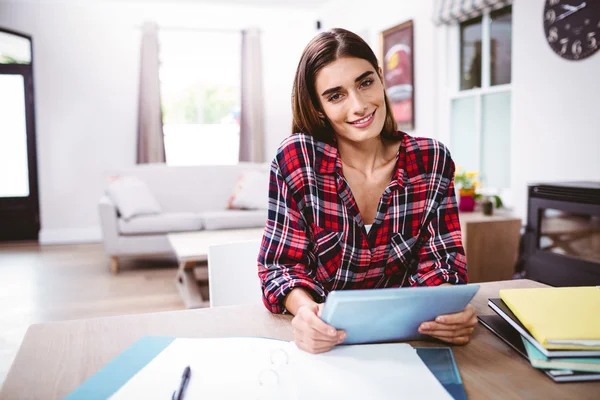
top-left (0, 28), bottom-right (40, 241)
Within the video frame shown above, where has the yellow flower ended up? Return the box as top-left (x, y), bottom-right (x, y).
top-left (466, 171), bottom-right (478, 178)
top-left (473, 180), bottom-right (480, 188)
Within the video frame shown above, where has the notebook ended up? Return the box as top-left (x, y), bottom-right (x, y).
top-left (65, 336), bottom-right (458, 400)
top-left (521, 337), bottom-right (600, 373)
top-left (488, 298), bottom-right (600, 358)
top-left (478, 315), bottom-right (600, 383)
top-left (321, 284), bottom-right (480, 344)
top-left (499, 287), bottom-right (600, 349)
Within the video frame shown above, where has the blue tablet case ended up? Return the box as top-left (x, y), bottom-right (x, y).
top-left (321, 284), bottom-right (480, 344)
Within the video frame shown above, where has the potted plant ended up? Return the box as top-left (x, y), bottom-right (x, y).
top-left (454, 168), bottom-right (479, 212)
top-left (454, 167), bottom-right (504, 214)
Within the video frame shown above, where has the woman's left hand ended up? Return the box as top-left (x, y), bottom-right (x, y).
top-left (418, 304), bottom-right (477, 345)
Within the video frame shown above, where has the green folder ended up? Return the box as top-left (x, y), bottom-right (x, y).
top-left (521, 336), bottom-right (600, 373)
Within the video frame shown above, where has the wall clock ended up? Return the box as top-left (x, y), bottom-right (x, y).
top-left (544, 0), bottom-right (600, 60)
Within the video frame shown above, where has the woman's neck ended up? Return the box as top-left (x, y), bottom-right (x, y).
top-left (337, 135), bottom-right (396, 177)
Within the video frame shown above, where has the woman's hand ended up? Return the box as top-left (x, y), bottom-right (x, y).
top-left (418, 304), bottom-right (477, 345)
top-left (291, 303), bottom-right (346, 354)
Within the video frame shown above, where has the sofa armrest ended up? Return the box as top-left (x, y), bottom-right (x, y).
top-left (98, 195), bottom-right (120, 255)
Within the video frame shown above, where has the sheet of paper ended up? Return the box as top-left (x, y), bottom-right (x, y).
top-left (109, 337), bottom-right (296, 400)
top-left (110, 338), bottom-right (451, 400)
top-left (291, 343), bottom-right (452, 400)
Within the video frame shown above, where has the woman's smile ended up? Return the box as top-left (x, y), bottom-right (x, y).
top-left (347, 109), bottom-right (376, 128)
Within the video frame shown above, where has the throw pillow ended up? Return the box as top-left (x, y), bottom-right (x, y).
top-left (228, 170), bottom-right (269, 210)
top-left (106, 176), bottom-right (161, 220)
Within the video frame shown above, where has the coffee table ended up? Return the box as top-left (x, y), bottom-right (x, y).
top-left (168, 228), bottom-right (264, 309)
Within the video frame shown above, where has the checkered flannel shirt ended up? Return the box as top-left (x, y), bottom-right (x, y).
top-left (257, 131), bottom-right (467, 314)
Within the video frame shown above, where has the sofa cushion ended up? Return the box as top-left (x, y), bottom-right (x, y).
top-left (118, 212), bottom-right (203, 235)
top-left (227, 170), bottom-right (270, 210)
top-left (106, 176), bottom-right (161, 220)
top-left (201, 209), bottom-right (267, 231)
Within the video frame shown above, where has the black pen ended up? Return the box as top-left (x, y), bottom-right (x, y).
top-left (172, 365), bottom-right (191, 400)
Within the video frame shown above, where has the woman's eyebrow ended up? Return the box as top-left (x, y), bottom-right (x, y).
top-left (320, 70), bottom-right (375, 97)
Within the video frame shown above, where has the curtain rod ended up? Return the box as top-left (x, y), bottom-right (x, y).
top-left (134, 25), bottom-right (261, 34)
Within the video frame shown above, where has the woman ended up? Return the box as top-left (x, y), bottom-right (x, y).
top-left (258, 28), bottom-right (476, 354)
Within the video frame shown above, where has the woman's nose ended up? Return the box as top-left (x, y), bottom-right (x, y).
top-left (350, 92), bottom-right (368, 115)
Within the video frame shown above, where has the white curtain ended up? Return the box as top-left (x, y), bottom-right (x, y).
top-left (136, 21), bottom-right (166, 164)
top-left (433, 0), bottom-right (513, 25)
top-left (239, 28), bottom-right (265, 163)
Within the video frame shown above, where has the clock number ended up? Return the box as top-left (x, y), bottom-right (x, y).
top-left (545, 9), bottom-right (556, 24)
top-left (559, 38), bottom-right (569, 55)
top-left (588, 32), bottom-right (597, 49)
top-left (572, 40), bottom-right (582, 57)
top-left (548, 27), bottom-right (559, 43)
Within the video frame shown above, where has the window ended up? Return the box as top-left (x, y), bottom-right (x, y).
top-left (0, 31), bottom-right (32, 197)
top-left (0, 30), bottom-right (31, 64)
top-left (450, 6), bottom-right (512, 192)
top-left (159, 31), bottom-right (241, 166)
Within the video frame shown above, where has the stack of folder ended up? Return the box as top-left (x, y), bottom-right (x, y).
top-left (479, 286), bottom-right (600, 383)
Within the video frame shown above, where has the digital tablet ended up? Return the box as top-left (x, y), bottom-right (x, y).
top-left (321, 284), bottom-right (480, 345)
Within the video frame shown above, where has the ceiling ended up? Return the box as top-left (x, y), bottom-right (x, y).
top-left (103, 0), bottom-right (331, 8)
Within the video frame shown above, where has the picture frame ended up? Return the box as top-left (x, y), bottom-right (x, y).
top-left (380, 20), bottom-right (415, 131)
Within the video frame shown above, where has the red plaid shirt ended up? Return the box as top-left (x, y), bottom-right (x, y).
top-left (258, 131), bottom-right (467, 314)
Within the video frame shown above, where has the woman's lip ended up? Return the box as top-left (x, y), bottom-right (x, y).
top-left (347, 110), bottom-right (376, 128)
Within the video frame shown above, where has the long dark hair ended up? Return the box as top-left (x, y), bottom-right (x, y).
top-left (291, 28), bottom-right (397, 143)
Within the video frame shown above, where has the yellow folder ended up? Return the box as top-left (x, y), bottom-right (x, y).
top-left (499, 287), bottom-right (600, 350)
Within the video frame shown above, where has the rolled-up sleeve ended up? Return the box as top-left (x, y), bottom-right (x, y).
top-left (257, 159), bottom-right (326, 314)
top-left (408, 162), bottom-right (468, 286)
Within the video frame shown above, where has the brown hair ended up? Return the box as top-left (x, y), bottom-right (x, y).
top-left (291, 28), bottom-right (397, 143)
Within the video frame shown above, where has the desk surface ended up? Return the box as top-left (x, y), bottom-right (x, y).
top-left (2, 279), bottom-right (598, 400)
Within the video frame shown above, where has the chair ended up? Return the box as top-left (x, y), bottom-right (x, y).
top-left (207, 239), bottom-right (263, 307)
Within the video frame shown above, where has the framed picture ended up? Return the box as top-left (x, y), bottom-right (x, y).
top-left (380, 20), bottom-right (414, 131)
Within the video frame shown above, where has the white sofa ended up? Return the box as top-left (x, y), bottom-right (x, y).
top-left (98, 162), bottom-right (269, 273)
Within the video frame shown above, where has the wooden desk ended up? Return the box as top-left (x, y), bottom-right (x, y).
top-left (1, 280), bottom-right (598, 400)
top-left (459, 211), bottom-right (522, 283)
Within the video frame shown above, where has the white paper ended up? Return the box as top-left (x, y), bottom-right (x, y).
top-left (291, 343), bottom-right (452, 400)
top-left (110, 338), bottom-right (451, 400)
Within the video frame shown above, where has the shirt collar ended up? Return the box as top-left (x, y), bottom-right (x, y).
top-left (315, 130), bottom-right (409, 187)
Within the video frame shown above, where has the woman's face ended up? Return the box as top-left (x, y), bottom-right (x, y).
top-left (314, 57), bottom-right (387, 144)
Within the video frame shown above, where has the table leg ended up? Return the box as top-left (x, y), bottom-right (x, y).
top-left (175, 260), bottom-right (205, 309)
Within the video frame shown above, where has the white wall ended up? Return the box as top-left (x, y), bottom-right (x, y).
top-left (511, 0), bottom-right (600, 220)
top-left (320, 0), bottom-right (600, 222)
top-left (319, 0), bottom-right (438, 140)
top-left (0, 0), bottom-right (317, 243)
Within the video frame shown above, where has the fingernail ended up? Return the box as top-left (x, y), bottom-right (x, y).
top-left (421, 323), bottom-right (429, 330)
top-left (436, 317), bottom-right (444, 323)
top-left (329, 329), bottom-right (336, 336)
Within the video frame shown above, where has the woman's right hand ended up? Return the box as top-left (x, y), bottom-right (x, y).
top-left (291, 303), bottom-right (346, 354)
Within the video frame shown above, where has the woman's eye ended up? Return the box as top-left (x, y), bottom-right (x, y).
top-left (360, 79), bottom-right (373, 88)
top-left (328, 93), bottom-right (342, 102)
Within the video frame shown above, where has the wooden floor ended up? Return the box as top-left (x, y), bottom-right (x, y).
top-left (0, 242), bottom-right (187, 387)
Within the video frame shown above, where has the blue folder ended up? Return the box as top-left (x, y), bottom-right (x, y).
top-left (65, 336), bottom-right (467, 399)
top-left (321, 284), bottom-right (480, 345)
top-left (416, 347), bottom-right (468, 400)
top-left (65, 336), bottom-right (176, 400)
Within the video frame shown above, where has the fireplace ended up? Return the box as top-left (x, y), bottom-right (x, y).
top-left (523, 182), bottom-right (600, 286)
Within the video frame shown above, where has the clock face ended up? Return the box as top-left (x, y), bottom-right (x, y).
top-left (544, 0), bottom-right (600, 60)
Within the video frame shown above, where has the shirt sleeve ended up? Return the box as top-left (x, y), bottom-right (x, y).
top-left (408, 162), bottom-right (468, 286)
top-left (257, 159), bottom-right (326, 314)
